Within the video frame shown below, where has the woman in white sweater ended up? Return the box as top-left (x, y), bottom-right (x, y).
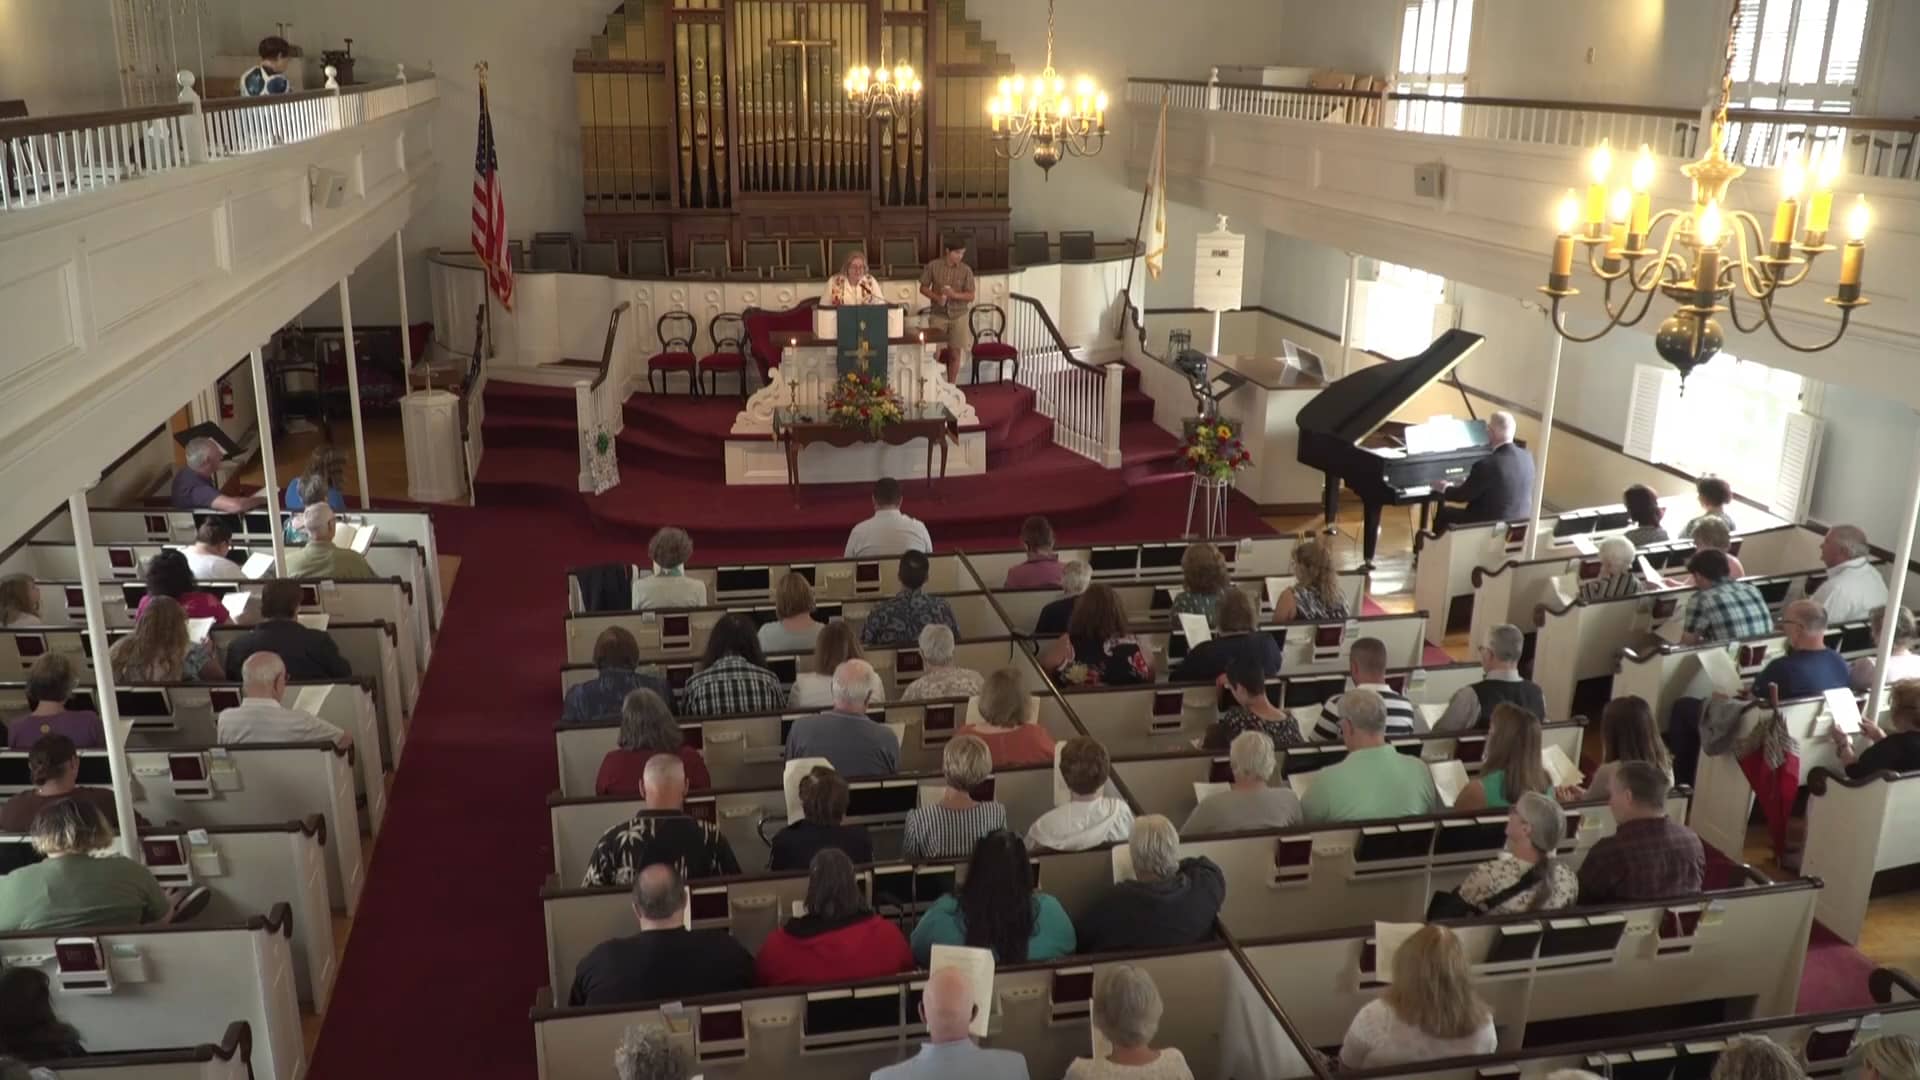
top-left (1338, 925), bottom-right (1497, 1068)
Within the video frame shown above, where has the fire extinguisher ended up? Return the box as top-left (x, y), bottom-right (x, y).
top-left (218, 377), bottom-right (236, 419)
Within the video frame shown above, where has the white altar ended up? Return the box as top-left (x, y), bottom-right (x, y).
top-left (725, 341), bottom-right (984, 486)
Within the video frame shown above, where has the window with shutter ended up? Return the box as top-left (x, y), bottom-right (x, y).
top-left (1394, 0), bottom-right (1475, 135)
top-left (1622, 365), bottom-right (1678, 463)
top-left (1725, 0), bottom-right (1874, 167)
top-left (1631, 353), bottom-right (1815, 513)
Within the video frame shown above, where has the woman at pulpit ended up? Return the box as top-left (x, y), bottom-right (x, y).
top-left (821, 251), bottom-right (883, 307)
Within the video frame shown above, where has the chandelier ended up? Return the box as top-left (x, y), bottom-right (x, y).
top-left (843, 53), bottom-right (921, 124)
top-left (987, 0), bottom-right (1107, 178)
top-left (1539, 6), bottom-right (1869, 382)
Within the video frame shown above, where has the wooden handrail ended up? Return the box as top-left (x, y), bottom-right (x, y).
top-left (0, 102), bottom-right (191, 139)
top-left (1007, 292), bottom-right (1108, 374)
top-left (588, 301), bottom-right (633, 392)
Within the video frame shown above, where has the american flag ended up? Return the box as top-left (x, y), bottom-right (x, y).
top-left (472, 78), bottom-right (513, 311)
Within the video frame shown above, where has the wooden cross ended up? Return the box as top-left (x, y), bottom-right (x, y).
top-left (769, 2), bottom-right (834, 142)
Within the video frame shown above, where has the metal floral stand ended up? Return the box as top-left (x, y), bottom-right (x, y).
top-left (1185, 473), bottom-right (1232, 539)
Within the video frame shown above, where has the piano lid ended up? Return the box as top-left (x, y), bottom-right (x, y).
top-left (1294, 330), bottom-right (1485, 444)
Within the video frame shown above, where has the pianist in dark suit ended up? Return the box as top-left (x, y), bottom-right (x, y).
top-left (1433, 412), bottom-right (1535, 534)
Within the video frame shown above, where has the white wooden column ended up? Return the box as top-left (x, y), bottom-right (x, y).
top-left (338, 279), bottom-right (373, 508)
top-left (1338, 252), bottom-right (1361, 378)
top-left (394, 231), bottom-right (414, 372)
top-left (249, 347), bottom-right (288, 573)
top-left (1866, 426), bottom-right (1920, 722)
top-left (66, 492), bottom-right (142, 859)
top-left (1528, 315), bottom-right (1566, 558)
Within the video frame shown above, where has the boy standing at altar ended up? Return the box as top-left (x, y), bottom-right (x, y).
top-left (920, 236), bottom-right (977, 383)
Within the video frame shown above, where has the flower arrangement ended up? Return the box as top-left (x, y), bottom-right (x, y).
top-left (825, 370), bottom-right (905, 437)
top-left (1181, 418), bottom-right (1251, 482)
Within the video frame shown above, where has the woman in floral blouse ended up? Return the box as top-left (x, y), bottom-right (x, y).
top-left (1041, 584), bottom-right (1151, 687)
top-left (1168, 543), bottom-right (1230, 631)
top-left (1448, 791), bottom-right (1578, 915)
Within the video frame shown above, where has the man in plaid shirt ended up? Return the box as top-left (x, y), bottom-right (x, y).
top-left (1576, 761), bottom-right (1704, 904)
top-left (1681, 548), bottom-right (1774, 645)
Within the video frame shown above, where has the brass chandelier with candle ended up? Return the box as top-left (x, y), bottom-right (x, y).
top-left (986, 0), bottom-right (1107, 178)
top-left (1540, 8), bottom-right (1869, 382)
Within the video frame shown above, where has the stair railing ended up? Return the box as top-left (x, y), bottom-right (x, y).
top-left (1006, 293), bottom-right (1123, 469)
top-left (575, 301), bottom-right (631, 493)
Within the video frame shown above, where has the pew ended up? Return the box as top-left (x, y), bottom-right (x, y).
top-left (0, 678), bottom-right (387, 834)
top-left (557, 636), bottom-right (1030, 702)
top-left (1349, 969), bottom-right (1920, 1079)
top-left (1801, 766), bottom-right (1920, 943)
top-left (1241, 870), bottom-right (1817, 1054)
top-left (529, 942), bottom-right (1305, 1080)
top-left (1145, 610), bottom-right (1431, 682)
top-left (992, 572), bottom-right (1370, 637)
top-left (963, 534), bottom-right (1303, 586)
top-left (569, 591), bottom-right (1019, 663)
top-left (1611, 620), bottom-right (1877, 723)
top-left (130, 742), bottom-right (364, 915)
top-left (1688, 694), bottom-right (1848, 860)
top-left (1415, 522), bottom-right (1520, 635)
top-left (567, 555), bottom-right (972, 615)
top-left (0, 912), bottom-right (306, 1080)
top-left (36, 506), bottom-right (447, 630)
top-left (42, 1019), bottom-right (254, 1080)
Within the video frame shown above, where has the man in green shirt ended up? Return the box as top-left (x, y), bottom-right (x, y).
top-left (286, 504), bottom-right (376, 580)
top-left (1300, 689), bottom-right (1440, 824)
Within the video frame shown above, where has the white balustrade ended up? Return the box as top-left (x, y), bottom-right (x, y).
top-left (0, 68), bottom-right (437, 212)
top-left (1008, 293), bottom-right (1123, 469)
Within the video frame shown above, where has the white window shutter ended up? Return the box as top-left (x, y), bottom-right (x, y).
top-left (1771, 412), bottom-right (1824, 521)
top-left (1622, 364), bottom-right (1679, 462)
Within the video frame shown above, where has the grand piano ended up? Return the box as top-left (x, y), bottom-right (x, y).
top-left (1295, 329), bottom-right (1491, 568)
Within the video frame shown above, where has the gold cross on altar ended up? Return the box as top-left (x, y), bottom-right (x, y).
top-left (854, 321), bottom-right (874, 371)
top-left (770, 3), bottom-right (834, 141)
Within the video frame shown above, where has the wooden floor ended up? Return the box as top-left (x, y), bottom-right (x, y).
top-left (233, 413), bottom-right (432, 508)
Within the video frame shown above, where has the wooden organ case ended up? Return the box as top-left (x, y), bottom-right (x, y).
top-left (574, 0), bottom-right (1013, 272)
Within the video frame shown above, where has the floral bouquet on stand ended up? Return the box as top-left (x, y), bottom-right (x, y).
top-left (825, 371), bottom-right (905, 437)
top-left (1181, 418), bottom-right (1252, 482)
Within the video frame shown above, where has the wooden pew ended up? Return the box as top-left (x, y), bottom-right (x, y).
top-left (557, 636), bottom-right (1031, 703)
top-left (529, 942), bottom-right (1305, 1080)
top-left (957, 534), bottom-right (1301, 587)
top-left (1611, 619), bottom-right (1875, 723)
top-left (1348, 970), bottom-right (1920, 1079)
top-left (1688, 695), bottom-right (1848, 860)
top-left (992, 572), bottom-right (1371, 637)
top-left (1415, 522), bottom-right (1519, 635)
top-left (0, 912), bottom-right (306, 1080)
top-left (568, 554), bottom-right (972, 615)
top-left (1145, 610), bottom-right (1431, 682)
top-left (1241, 871), bottom-right (1817, 1054)
top-left (43, 1019), bottom-right (254, 1080)
top-left (1802, 766), bottom-right (1920, 943)
top-left (130, 742), bottom-right (364, 916)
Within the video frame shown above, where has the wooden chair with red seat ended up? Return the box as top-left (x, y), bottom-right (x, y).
top-left (648, 310), bottom-right (700, 395)
top-left (702, 313), bottom-right (750, 398)
top-left (968, 303), bottom-right (1020, 384)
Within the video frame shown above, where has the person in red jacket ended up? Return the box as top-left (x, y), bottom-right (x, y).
top-left (755, 848), bottom-right (913, 987)
top-left (596, 689), bottom-right (711, 797)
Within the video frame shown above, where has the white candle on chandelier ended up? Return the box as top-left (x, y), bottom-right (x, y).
top-left (1771, 155), bottom-right (1804, 247)
top-left (1584, 139), bottom-right (1612, 228)
top-left (1629, 144), bottom-right (1654, 238)
top-left (1807, 148), bottom-right (1841, 237)
top-left (1840, 196), bottom-right (1870, 289)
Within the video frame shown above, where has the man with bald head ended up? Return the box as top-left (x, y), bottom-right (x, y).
top-left (1432, 409), bottom-right (1535, 536)
top-left (568, 862), bottom-right (755, 1008)
top-left (582, 754), bottom-right (740, 887)
top-left (1751, 599), bottom-right (1851, 703)
top-left (783, 658), bottom-right (900, 776)
top-left (215, 652), bottom-right (351, 748)
top-left (1813, 524), bottom-right (1888, 624)
top-left (871, 964), bottom-right (1031, 1080)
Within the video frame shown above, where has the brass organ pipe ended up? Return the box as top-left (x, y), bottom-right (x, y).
top-left (675, 22), bottom-right (693, 207)
top-left (737, 3), bottom-right (754, 193)
top-left (708, 21), bottom-right (725, 206)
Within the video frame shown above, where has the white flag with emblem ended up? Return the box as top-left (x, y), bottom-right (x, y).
top-left (1144, 94), bottom-right (1169, 280)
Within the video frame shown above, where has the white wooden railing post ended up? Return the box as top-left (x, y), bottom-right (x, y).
top-left (1101, 362), bottom-right (1124, 468)
top-left (1206, 67), bottom-right (1221, 112)
top-left (176, 70), bottom-right (208, 163)
top-left (326, 65), bottom-right (344, 131)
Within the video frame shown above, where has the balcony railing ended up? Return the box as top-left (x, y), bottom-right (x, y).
top-left (1127, 76), bottom-right (1920, 181)
top-left (0, 67), bottom-right (437, 213)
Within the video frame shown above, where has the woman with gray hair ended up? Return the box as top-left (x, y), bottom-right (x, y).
top-left (0, 799), bottom-right (205, 931)
top-left (901, 734), bottom-right (1007, 861)
top-left (1182, 730), bottom-right (1301, 835)
top-left (594, 689), bottom-right (710, 796)
top-left (1851, 605), bottom-right (1920, 691)
top-left (1064, 965), bottom-right (1195, 1079)
top-left (901, 624), bottom-right (985, 702)
top-left (632, 527), bottom-right (707, 611)
top-left (613, 1025), bottom-right (690, 1080)
top-left (1445, 790), bottom-right (1578, 916)
top-left (1077, 815), bottom-right (1226, 952)
top-left (1709, 1035), bottom-right (1805, 1080)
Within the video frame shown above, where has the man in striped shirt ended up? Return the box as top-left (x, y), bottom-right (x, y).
top-left (1314, 637), bottom-right (1421, 741)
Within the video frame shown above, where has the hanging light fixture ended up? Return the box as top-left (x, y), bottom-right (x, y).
top-left (987, 0), bottom-right (1107, 178)
top-left (1538, 5), bottom-right (1869, 382)
top-left (844, 49), bottom-right (921, 125)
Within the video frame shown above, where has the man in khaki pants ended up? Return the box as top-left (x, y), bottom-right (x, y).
top-left (919, 236), bottom-right (977, 385)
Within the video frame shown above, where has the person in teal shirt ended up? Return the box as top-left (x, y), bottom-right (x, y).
top-left (1455, 703), bottom-right (1553, 811)
top-left (909, 830), bottom-right (1075, 965)
top-left (1301, 689), bottom-right (1440, 824)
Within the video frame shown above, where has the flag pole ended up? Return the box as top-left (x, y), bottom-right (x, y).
top-left (1119, 88), bottom-right (1167, 339)
top-left (474, 61), bottom-right (499, 365)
